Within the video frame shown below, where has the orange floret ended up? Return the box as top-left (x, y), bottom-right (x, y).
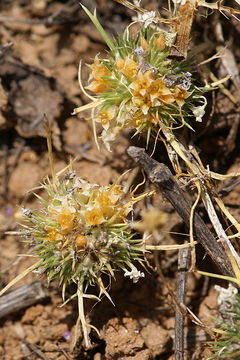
top-left (86, 80), bottom-right (111, 93)
top-left (85, 208), bottom-right (104, 225)
top-left (173, 86), bottom-right (191, 107)
top-left (149, 78), bottom-right (175, 105)
top-left (133, 94), bottom-right (152, 115)
top-left (46, 229), bottom-right (60, 242)
top-left (97, 187), bottom-right (123, 216)
top-left (88, 56), bottom-right (111, 80)
top-left (97, 192), bottom-right (113, 216)
top-left (75, 234), bottom-right (87, 248)
top-left (57, 209), bottom-right (74, 233)
top-left (116, 57), bottom-right (139, 81)
top-left (87, 56), bottom-right (112, 93)
top-left (130, 111), bottom-right (146, 128)
top-left (131, 70), bottom-right (154, 97)
top-left (116, 57), bottom-right (125, 70)
top-left (98, 192), bottom-right (113, 207)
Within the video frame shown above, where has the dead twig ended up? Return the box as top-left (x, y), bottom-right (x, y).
top-left (2, 144), bottom-right (9, 201)
top-left (22, 340), bottom-right (52, 360)
top-left (57, 345), bottom-right (73, 360)
top-left (175, 247), bottom-right (191, 360)
top-left (224, 114), bottom-right (240, 156)
top-left (0, 280), bottom-right (49, 319)
top-left (127, 146), bottom-right (234, 279)
top-left (219, 178), bottom-right (240, 197)
top-left (154, 250), bottom-right (215, 338)
top-left (197, 0), bottom-right (240, 17)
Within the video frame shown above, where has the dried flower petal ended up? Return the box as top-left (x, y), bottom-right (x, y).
top-left (137, 11), bottom-right (158, 28)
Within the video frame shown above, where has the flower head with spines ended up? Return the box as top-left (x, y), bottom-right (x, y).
top-left (73, 6), bottom-right (209, 151)
top-left (0, 124), bottom-right (151, 348)
top-left (20, 174), bottom-right (147, 293)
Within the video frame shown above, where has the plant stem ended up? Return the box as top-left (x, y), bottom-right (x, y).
top-left (77, 284), bottom-right (91, 348)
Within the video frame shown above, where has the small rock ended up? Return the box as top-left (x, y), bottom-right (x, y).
top-left (22, 305), bottom-right (44, 324)
top-left (8, 162), bottom-right (41, 198)
top-left (141, 322), bottom-right (172, 357)
top-left (104, 317), bottom-right (145, 359)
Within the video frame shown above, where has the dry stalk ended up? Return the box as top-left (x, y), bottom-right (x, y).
top-left (159, 123), bottom-right (240, 283)
top-left (153, 249), bottom-right (215, 338)
top-left (127, 146), bottom-right (235, 278)
top-left (197, 0), bottom-right (240, 17)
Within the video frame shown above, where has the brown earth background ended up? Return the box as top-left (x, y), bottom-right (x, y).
top-left (0, 0), bottom-right (240, 359)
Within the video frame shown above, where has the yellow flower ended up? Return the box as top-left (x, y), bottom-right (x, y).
top-left (149, 78), bottom-right (175, 106)
top-left (46, 229), bottom-right (61, 242)
top-left (88, 55), bottom-right (111, 80)
top-left (57, 209), bottom-right (74, 234)
top-left (96, 107), bottom-right (116, 129)
top-left (130, 110), bottom-right (146, 128)
top-left (97, 186), bottom-right (123, 216)
top-left (86, 56), bottom-right (112, 93)
top-left (130, 70), bottom-right (154, 97)
top-left (85, 208), bottom-right (104, 225)
top-left (116, 57), bottom-right (125, 70)
top-left (133, 95), bottom-right (152, 115)
top-left (116, 56), bottom-right (139, 81)
top-left (130, 71), bottom-right (155, 115)
top-left (173, 86), bottom-right (191, 107)
top-left (86, 78), bottom-right (112, 93)
top-left (98, 192), bottom-right (112, 206)
top-left (97, 192), bottom-right (113, 216)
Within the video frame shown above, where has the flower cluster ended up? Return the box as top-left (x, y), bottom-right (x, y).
top-left (73, 7), bottom-right (209, 150)
top-left (19, 173), bottom-right (146, 292)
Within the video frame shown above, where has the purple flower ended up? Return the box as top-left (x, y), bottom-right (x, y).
top-left (63, 331), bottom-right (70, 341)
top-left (5, 207), bottom-right (13, 216)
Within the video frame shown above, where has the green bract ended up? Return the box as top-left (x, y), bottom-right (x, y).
top-left (208, 293), bottom-right (240, 359)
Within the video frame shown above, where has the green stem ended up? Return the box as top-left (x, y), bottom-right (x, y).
top-left (197, 270), bottom-right (240, 286)
top-left (81, 5), bottom-right (116, 55)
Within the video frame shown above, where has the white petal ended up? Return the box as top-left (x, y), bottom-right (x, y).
top-left (192, 96), bottom-right (207, 122)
